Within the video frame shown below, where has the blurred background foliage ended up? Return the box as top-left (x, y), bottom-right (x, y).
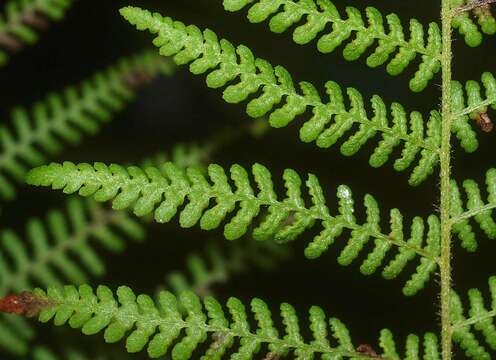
top-left (0, 0), bottom-right (495, 358)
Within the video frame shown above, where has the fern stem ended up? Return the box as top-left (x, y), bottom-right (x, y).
top-left (440, 0), bottom-right (455, 359)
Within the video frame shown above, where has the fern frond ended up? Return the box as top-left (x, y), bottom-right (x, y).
top-left (1, 284), bottom-right (442, 359)
top-left (119, 7), bottom-right (457, 186)
top-left (0, 50), bottom-right (173, 201)
top-left (0, 197), bottom-right (145, 295)
top-left (0, 0), bottom-right (74, 66)
top-left (31, 345), bottom-right (132, 360)
top-left (166, 240), bottom-right (291, 296)
top-left (0, 314), bottom-right (34, 355)
top-left (452, 72), bottom-right (496, 137)
top-left (223, 0), bottom-right (442, 92)
top-left (452, 0), bottom-right (496, 47)
top-left (27, 161), bottom-right (441, 295)
top-left (450, 276), bottom-right (496, 360)
top-left (449, 168), bottom-right (496, 252)
top-left (32, 346), bottom-right (60, 360)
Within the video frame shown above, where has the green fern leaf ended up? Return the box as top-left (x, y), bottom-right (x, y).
top-left (0, 50), bottom-right (173, 201)
top-left (27, 161), bottom-right (442, 295)
top-left (452, 0), bottom-right (496, 47)
top-left (119, 6), bottom-right (468, 186)
top-left (0, 0), bottom-right (74, 66)
top-left (0, 197), bottom-right (145, 295)
top-left (450, 168), bottom-right (496, 252)
top-left (450, 276), bottom-right (496, 360)
top-left (166, 240), bottom-right (291, 296)
top-left (223, 0), bottom-right (442, 92)
top-left (5, 284), bottom-right (443, 359)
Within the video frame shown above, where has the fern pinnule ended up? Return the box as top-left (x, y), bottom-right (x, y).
top-left (166, 240), bottom-right (291, 296)
top-left (0, 50), bottom-right (173, 201)
top-left (452, 0), bottom-right (496, 47)
top-left (0, 0), bottom-right (74, 66)
top-left (120, 6), bottom-right (471, 186)
top-left (0, 197), bottom-right (145, 295)
top-left (452, 72), bottom-right (496, 138)
top-left (0, 314), bottom-right (34, 356)
top-left (27, 160), bottom-right (442, 295)
top-left (223, 0), bottom-right (442, 92)
top-left (1, 284), bottom-right (444, 359)
top-left (450, 276), bottom-right (496, 360)
top-left (449, 168), bottom-right (496, 252)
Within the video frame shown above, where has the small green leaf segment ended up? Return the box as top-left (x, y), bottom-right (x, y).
top-left (0, 197), bottom-right (145, 296)
top-left (27, 161), bottom-right (443, 296)
top-left (450, 276), bottom-right (496, 360)
top-left (0, 50), bottom-right (174, 201)
top-left (119, 6), bottom-right (491, 187)
top-left (449, 168), bottom-right (496, 252)
top-left (223, 0), bottom-right (442, 92)
top-left (0, 0), bottom-right (74, 66)
top-left (166, 240), bottom-right (291, 296)
top-left (451, 0), bottom-right (496, 47)
top-left (452, 72), bottom-right (496, 129)
top-left (25, 284), bottom-right (442, 359)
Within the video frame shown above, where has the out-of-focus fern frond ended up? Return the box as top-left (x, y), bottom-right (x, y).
top-left (223, 0), bottom-right (442, 92)
top-left (31, 345), bottom-right (133, 360)
top-left (166, 240), bottom-right (292, 296)
top-left (0, 50), bottom-right (174, 201)
top-left (0, 314), bottom-right (34, 356)
top-left (0, 197), bottom-right (145, 295)
top-left (27, 161), bottom-right (442, 296)
top-left (0, 0), bottom-right (74, 67)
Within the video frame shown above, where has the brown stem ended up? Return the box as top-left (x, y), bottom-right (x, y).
top-left (122, 71), bottom-right (155, 89)
top-left (455, 0), bottom-right (496, 14)
top-left (0, 292), bottom-right (53, 317)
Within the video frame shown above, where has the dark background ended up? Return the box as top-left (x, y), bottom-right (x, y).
top-left (1, 0), bottom-right (495, 358)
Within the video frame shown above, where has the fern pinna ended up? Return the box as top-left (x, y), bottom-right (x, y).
top-left (224, 0), bottom-right (442, 92)
top-left (0, 50), bottom-right (173, 201)
top-left (224, 0), bottom-right (495, 79)
top-left (119, 6), bottom-right (496, 187)
top-left (5, 278), bottom-right (496, 360)
top-left (166, 240), bottom-right (291, 296)
top-left (1, 284), bottom-right (443, 360)
top-left (0, 0), bottom-right (73, 66)
top-left (25, 160), bottom-right (443, 296)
